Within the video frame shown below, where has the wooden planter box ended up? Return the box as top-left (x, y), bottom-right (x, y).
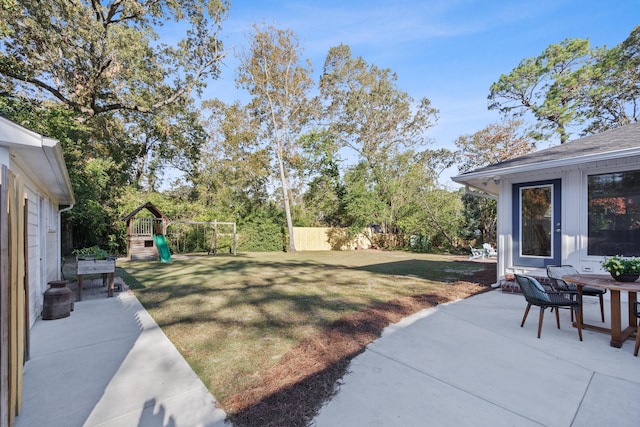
top-left (76, 258), bottom-right (116, 275)
top-left (75, 258), bottom-right (117, 301)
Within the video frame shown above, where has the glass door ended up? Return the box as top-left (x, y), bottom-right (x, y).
top-left (512, 180), bottom-right (561, 267)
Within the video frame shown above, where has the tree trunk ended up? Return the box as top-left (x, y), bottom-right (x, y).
top-left (277, 150), bottom-right (296, 252)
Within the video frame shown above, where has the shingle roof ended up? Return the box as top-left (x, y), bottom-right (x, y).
top-left (457, 122), bottom-right (640, 177)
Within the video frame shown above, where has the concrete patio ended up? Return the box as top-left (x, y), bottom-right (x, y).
top-left (314, 288), bottom-right (640, 426)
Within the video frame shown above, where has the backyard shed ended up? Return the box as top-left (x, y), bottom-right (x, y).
top-left (452, 123), bottom-right (640, 285)
top-left (123, 202), bottom-right (168, 260)
top-left (0, 115), bottom-right (75, 426)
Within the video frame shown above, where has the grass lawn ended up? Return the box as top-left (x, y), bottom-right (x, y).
top-left (116, 250), bottom-right (492, 424)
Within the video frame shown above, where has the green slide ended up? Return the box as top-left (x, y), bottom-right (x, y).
top-left (154, 234), bottom-right (172, 262)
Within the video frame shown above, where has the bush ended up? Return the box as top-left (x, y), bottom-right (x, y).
top-left (408, 234), bottom-right (431, 253)
top-left (237, 216), bottom-right (284, 252)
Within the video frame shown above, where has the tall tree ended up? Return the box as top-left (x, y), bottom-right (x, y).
top-left (0, 0), bottom-right (228, 119)
top-left (236, 24), bottom-right (316, 252)
top-left (582, 25), bottom-right (640, 134)
top-left (488, 38), bottom-right (593, 143)
top-left (319, 44), bottom-right (439, 240)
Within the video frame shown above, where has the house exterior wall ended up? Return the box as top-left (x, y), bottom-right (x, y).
top-left (497, 156), bottom-right (640, 283)
top-left (11, 161), bottom-right (63, 327)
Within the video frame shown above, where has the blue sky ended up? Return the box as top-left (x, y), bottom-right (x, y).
top-left (197, 0), bottom-right (639, 184)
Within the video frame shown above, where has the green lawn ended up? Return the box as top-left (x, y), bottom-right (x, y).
top-left (117, 250), bottom-right (488, 405)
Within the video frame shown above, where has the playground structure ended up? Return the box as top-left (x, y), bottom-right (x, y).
top-left (123, 202), bottom-right (168, 261)
top-left (123, 202), bottom-right (236, 260)
top-left (166, 220), bottom-right (237, 256)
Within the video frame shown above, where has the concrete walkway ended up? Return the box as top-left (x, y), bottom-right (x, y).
top-left (15, 292), bottom-right (226, 427)
top-left (314, 290), bottom-right (640, 426)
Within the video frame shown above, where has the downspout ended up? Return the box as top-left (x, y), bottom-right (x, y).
top-left (58, 204), bottom-right (74, 279)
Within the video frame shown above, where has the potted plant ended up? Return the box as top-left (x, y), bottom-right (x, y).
top-left (601, 255), bottom-right (640, 282)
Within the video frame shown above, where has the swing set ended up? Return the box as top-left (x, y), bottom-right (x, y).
top-left (166, 220), bottom-right (237, 255)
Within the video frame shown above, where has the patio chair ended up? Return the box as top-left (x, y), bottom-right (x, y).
top-left (514, 274), bottom-right (583, 341)
top-left (633, 301), bottom-right (639, 357)
top-left (482, 243), bottom-right (497, 257)
top-left (469, 246), bottom-right (485, 259)
top-left (546, 265), bottom-right (606, 323)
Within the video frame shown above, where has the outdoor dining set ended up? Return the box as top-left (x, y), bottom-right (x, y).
top-left (514, 265), bottom-right (640, 357)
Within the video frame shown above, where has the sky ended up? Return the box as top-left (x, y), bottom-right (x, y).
top-left (190, 0), bottom-right (640, 186)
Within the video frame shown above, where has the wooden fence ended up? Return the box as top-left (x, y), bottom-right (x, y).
top-left (1, 165), bottom-right (27, 427)
top-left (292, 227), bottom-right (372, 251)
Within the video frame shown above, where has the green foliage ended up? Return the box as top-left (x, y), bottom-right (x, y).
top-left (237, 213), bottom-right (284, 252)
top-left (454, 119), bottom-right (535, 173)
top-left (408, 235), bottom-right (431, 253)
top-left (72, 245), bottom-right (110, 259)
top-left (601, 255), bottom-right (640, 276)
top-left (0, 0), bottom-right (229, 118)
top-left (489, 38), bottom-right (593, 143)
top-left (460, 193), bottom-right (497, 245)
top-left (583, 25), bottom-right (640, 134)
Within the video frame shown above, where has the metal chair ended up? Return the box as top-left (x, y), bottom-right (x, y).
top-left (547, 265), bottom-right (606, 323)
top-left (515, 274), bottom-right (583, 340)
top-left (482, 243), bottom-right (497, 257)
top-left (633, 301), bottom-right (639, 357)
top-left (469, 246), bottom-right (485, 259)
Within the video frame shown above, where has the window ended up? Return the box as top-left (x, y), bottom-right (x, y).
top-left (588, 170), bottom-right (640, 256)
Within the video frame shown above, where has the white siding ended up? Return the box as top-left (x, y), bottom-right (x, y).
top-left (12, 163), bottom-right (63, 327)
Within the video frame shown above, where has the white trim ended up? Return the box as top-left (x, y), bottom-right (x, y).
top-left (453, 146), bottom-right (640, 183)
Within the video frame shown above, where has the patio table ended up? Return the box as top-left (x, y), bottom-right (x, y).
top-left (562, 274), bottom-right (639, 348)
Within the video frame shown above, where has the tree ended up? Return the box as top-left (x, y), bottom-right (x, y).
top-left (299, 129), bottom-right (345, 226)
top-left (236, 24), bottom-right (316, 252)
top-left (319, 44), bottom-right (439, 242)
top-left (118, 101), bottom-right (208, 190)
top-left (198, 99), bottom-right (271, 219)
top-left (454, 118), bottom-right (534, 173)
top-left (582, 25), bottom-right (640, 134)
top-left (0, 0), bottom-right (228, 119)
top-left (488, 38), bottom-right (593, 143)
top-left (320, 44), bottom-right (438, 169)
top-left (454, 119), bottom-right (534, 244)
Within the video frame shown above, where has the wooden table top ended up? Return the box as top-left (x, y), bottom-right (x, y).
top-left (563, 274), bottom-right (640, 292)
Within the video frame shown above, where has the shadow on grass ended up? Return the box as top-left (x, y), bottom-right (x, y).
top-left (353, 258), bottom-right (488, 281)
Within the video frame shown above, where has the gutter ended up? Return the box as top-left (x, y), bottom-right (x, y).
top-left (464, 184), bottom-right (498, 200)
top-left (59, 204), bottom-right (74, 213)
